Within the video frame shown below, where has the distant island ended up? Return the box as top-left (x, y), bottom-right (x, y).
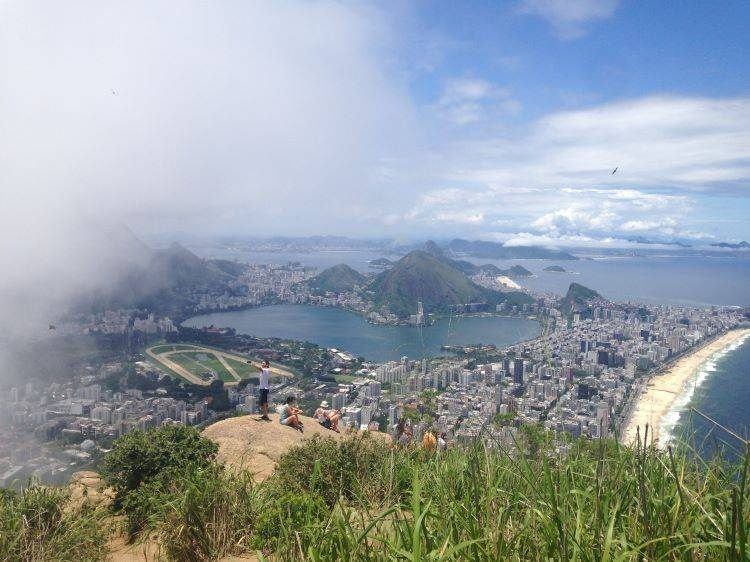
top-left (543, 265), bottom-right (566, 273)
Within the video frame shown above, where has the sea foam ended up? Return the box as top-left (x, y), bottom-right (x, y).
top-left (659, 333), bottom-right (750, 448)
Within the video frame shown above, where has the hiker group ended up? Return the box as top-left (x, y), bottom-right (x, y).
top-left (253, 359), bottom-right (341, 434)
top-left (252, 359), bottom-right (447, 451)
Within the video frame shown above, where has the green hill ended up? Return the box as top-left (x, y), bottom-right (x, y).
top-left (307, 263), bottom-right (366, 295)
top-left (82, 239), bottom-right (245, 316)
top-left (544, 265), bottom-right (566, 272)
top-left (561, 282), bottom-right (601, 311)
top-left (364, 250), bottom-right (530, 317)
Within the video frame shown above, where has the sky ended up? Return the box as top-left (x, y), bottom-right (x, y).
top-left (1, 0), bottom-right (749, 260)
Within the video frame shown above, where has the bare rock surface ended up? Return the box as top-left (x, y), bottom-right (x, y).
top-left (201, 413), bottom-right (350, 482)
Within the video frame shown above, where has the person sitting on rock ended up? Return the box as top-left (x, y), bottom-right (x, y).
top-left (314, 400), bottom-right (341, 432)
top-left (278, 396), bottom-right (304, 433)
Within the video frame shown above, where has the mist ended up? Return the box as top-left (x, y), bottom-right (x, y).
top-left (0, 1), bottom-right (418, 344)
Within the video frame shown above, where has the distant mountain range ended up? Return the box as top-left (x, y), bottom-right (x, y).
top-left (419, 240), bottom-right (534, 278)
top-left (365, 250), bottom-right (532, 318)
top-left (75, 228), bottom-right (246, 317)
top-left (212, 235), bottom-right (579, 260)
top-left (311, 241), bottom-right (534, 318)
top-left (710, 241), bottom-right (749, 249)
top-left (443, 238), bottom-right (578, 260)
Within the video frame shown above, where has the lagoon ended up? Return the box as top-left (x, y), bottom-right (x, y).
top-left (183, 304), bottom-right (541, 362)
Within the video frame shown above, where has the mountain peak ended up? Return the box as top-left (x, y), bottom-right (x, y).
top-left (562, 282), bottom-right (600, 309)
top-left (421, 240), bottom-right (444, 258)
top-left (307, 263), bottom-right (366, 295)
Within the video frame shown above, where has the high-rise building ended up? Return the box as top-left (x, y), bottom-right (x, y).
top-left (513, 359), bottom-right (524, 385)
top-left (369, 381), bottom-right (381, 398)
top-left (331, 392), bottom-right (347, 411)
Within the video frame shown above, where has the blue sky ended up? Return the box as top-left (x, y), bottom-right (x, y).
top-left (2, 0), bottom-right (749, 248)
top-left (373, 0), bottom-right (750, 246)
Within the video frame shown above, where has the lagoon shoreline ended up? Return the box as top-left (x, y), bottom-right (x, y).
top-left (622, 328), bottom-right (750, 447)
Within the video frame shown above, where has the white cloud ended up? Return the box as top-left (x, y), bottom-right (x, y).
top-left (519, 0), bottom-right (619, 39)
top-left (405, 94), bottom-right (750, 245)
top-left (436, 78), bottom-right (520, 125)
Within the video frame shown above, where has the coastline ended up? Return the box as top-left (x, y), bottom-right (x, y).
top-left (622, 328), bottom-right (750, 447)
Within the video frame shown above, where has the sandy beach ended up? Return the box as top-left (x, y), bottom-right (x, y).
top-left (622, 328), bottom-right (750, 447)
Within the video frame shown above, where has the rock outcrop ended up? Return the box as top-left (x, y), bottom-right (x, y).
top-left (201, 413), bottom-right (357, 482)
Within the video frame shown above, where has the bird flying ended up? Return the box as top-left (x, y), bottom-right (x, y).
top-left (611, 166), bottom-right (618, 175)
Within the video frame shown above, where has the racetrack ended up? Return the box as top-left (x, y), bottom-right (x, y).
top-left (146, 344), bottom-right (293, 386)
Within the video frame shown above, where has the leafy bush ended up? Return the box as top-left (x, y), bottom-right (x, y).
top-left (251, 488), bottom-right (328, 553)
top-left (101, 424), bottom-right (217, 508)
top-left (100, 424), bottom-right (218, 534)
top-left (0, 482), bottom-right (108, 561)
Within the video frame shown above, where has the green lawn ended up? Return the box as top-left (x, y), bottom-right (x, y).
top-left (150, 344), bottom-right (198, 354)
top-left (170, 352), bottom-right (236, 383)
top-left (224, 357), bottom-right (259, 379)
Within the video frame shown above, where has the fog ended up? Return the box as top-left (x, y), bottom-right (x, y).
top-left (0, 1), bottom-right (417, 345)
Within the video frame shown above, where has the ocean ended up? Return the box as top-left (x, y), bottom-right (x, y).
top-left (667, 333), bottom-right (750, 460)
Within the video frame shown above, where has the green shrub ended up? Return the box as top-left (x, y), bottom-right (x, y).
top-left (0, 482), bottom-right (108, 561)
top-left (101, 424), bottom-right (218, 535)
top-left (101, 424), bottom-right (217, 509)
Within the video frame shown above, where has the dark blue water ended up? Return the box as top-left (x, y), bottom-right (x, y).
top-left (183, 304), bottom-right (541, 362)
top-left (669, 334), bottom-right (750, 461)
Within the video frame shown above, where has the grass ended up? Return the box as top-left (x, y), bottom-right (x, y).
top-left (6, 424), bottom-right (750, 561)
top-left (225, 357), bottom-right (260, 378)
top-left (170, 352), bottom-right (236, 382)
top-left (149, 344), bottom-right (198, 354)
top-left (0, 483), bottom-right (109, 561)
top-left (149, 344), bottom-right (259, 382)
top-left (116, 427), bottom-right (750, 560)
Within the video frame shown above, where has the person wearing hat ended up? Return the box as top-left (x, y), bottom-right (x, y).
top-left (314, 400), bottom-right (341, 432)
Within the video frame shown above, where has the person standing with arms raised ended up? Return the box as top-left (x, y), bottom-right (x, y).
top-left (254, 359), bottom-right (271, 421)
